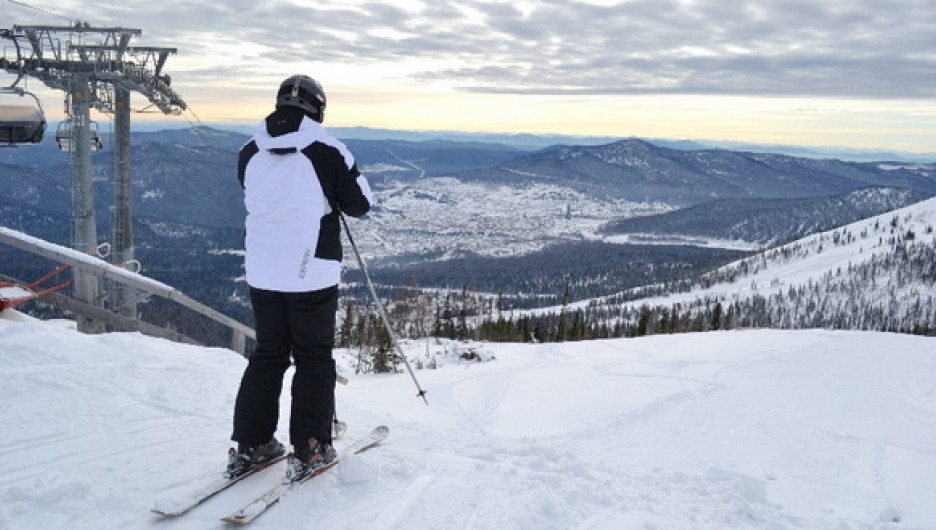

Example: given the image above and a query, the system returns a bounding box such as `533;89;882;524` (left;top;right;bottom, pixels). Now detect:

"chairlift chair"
55;120;72;150
0;90;46;145
56;119;104;152
1;32;45;145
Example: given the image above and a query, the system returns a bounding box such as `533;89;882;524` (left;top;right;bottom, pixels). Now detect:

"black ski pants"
232;285;338;449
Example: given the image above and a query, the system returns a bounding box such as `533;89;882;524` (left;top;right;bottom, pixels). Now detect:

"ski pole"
340;213;429;405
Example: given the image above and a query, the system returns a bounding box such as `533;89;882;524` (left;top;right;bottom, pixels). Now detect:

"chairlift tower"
1;23;186;332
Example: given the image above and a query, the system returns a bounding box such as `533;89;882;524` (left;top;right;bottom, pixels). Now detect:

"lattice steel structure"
1;23;187;332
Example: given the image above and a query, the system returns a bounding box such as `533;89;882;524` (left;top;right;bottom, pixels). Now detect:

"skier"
227;74;374;482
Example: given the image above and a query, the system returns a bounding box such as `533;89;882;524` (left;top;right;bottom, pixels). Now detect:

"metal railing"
0;225;253;355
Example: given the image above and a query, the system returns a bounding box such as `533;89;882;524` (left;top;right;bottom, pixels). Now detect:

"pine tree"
371;315;399;373
456;285;469;341
338;301;355;348
636;306;650;337
711;302;723;331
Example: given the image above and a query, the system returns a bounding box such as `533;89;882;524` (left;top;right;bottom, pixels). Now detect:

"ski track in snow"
1;311;936;529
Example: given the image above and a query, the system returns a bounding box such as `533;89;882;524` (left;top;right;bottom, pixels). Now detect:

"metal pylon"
2;22;186;332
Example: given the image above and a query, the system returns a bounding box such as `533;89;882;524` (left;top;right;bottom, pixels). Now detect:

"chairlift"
0;89;46;145
56;119;103;152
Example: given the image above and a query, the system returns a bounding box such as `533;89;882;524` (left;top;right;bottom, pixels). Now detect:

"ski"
152;420;349;518
151;453;287;518
221;425;389;526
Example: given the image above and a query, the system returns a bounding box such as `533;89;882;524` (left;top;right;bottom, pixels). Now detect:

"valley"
1;126;933;346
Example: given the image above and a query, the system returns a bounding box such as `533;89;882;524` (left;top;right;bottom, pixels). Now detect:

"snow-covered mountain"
3;128;934;342
340;138;934;265
4;130;933;261
547;196;936;336
600;187;931;248
1;310;935;529
455;139;936;206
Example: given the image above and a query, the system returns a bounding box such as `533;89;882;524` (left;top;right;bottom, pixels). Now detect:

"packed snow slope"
1;311;935;529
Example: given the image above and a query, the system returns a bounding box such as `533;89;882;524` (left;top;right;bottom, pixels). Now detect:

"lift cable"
4;0;79;25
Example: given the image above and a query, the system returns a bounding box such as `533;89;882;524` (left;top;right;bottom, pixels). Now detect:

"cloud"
6;0;935;99
403;0;936;99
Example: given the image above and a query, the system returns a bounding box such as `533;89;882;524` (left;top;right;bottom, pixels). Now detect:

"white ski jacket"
238;108;373;292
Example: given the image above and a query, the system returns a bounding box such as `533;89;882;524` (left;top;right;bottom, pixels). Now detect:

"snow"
2;311;935;529
0;285;33;301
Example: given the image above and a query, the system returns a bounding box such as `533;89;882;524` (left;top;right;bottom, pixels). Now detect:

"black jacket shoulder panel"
237;140;259;188
299;141;370;261
300;142;369;217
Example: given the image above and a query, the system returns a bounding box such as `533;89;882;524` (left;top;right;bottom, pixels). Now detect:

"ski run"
1;310;935;529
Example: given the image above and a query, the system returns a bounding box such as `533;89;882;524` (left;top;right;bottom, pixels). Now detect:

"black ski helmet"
276;75;326;122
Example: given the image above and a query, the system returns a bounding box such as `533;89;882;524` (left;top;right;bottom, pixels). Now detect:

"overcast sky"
5;0;935;152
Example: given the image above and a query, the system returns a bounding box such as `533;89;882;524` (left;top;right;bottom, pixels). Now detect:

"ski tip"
365;425;389;443
150;501;184;517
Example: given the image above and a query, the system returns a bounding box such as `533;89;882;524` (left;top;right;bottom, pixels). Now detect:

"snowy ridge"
599;187;931;249
506;196;936;334
2;311;935;528
630;196;936;307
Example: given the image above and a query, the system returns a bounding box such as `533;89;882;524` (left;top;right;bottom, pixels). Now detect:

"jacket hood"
253;107;325;151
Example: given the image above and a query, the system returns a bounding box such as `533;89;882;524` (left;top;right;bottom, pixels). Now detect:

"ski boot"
225;437;285;479
284;438;337;483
